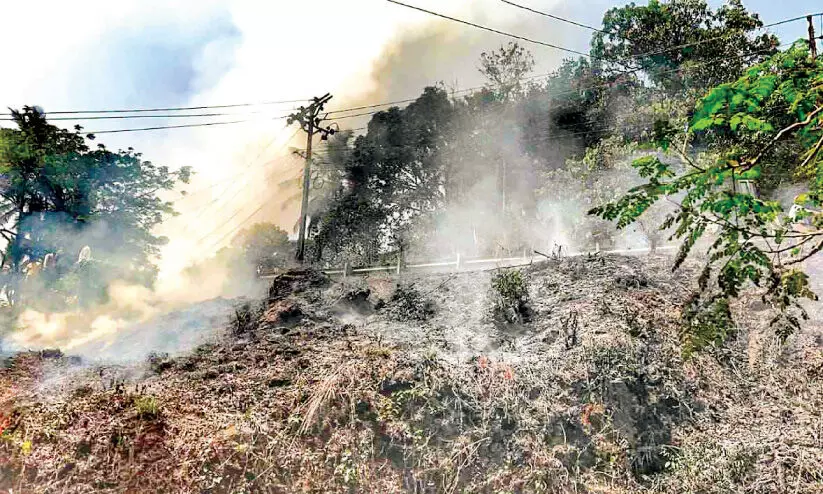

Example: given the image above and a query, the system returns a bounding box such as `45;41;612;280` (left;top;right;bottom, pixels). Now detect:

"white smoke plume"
0;0;613;357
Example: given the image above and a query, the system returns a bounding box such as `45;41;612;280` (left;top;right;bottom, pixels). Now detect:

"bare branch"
784;238;823;265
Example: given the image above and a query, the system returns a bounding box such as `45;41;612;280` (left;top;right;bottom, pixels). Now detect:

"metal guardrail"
258;245;677;279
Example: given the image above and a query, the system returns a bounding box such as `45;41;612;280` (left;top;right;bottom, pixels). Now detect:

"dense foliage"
306;0;823;351
0;107;190;309
591;0;777;93
232;222;289;269
592;41;823;349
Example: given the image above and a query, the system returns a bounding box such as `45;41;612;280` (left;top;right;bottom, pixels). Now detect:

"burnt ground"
1;254;822;493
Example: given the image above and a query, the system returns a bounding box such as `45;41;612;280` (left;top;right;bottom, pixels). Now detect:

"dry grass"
0;258;821;493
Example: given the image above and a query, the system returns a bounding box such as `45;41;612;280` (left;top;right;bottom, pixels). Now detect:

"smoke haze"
0;0;621;357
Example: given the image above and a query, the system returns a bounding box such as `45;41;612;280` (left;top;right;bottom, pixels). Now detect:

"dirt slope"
1;255;821;493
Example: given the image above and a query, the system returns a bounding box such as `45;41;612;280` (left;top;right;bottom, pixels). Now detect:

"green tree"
591;0;777;94
479;42;535;101
591;41;823;353
232;222;289;267
312;87;455;263
0;106;190;307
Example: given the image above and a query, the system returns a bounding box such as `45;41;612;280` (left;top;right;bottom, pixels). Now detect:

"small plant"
383;284;435;322
334;449;358;485
147;352;172;374
231;301;264;336
681;293;735;357
134;396;160;420
490;269;530;323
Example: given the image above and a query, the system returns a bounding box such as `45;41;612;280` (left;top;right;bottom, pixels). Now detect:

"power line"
499;0;819;34
85;116;290;134
193;160;293;253
199;203;267;255
328;41;790;123
85;119;252;134
15;98;310;116
585;14;822;68
1;110;296;122
323;12;812;119
388;0;820;72
384;0;590;58
71;42;787;135
183;128;298;224
175;126;294;206
766;14;823;28
498;0;603;32
185;130;301;250
2;13;809;136
4;8;813;125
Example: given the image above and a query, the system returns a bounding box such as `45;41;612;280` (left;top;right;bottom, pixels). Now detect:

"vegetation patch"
490;269;531;323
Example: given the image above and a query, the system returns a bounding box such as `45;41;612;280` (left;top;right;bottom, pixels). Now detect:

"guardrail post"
343;261;351;279
396;251;402;275
456;252;463;271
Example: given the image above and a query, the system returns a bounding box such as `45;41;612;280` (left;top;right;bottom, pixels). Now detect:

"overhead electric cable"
384;0;590;57
86;120;252;134
199;203;267;254
2;12;810;135
184;128;298;222
85;116;292;134
5;8;815;123
498;0;603;32
74;42;785;135
388;0;818;69
0;110;297;122
765;13;823;28
499;0;819;33
31;99;310;115
327;41;789;121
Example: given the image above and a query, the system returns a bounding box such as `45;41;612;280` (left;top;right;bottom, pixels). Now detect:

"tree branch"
798;131;823;171
784;238;823;266
677;134;705;172
743;105;823;170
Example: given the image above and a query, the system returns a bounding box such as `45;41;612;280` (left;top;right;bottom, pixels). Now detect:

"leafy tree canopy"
232;222;289;267
0;106;190;307
591;0;778;93
591;41;823;353
479;41;535;101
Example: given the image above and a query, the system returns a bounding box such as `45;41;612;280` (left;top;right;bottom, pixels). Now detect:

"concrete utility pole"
288;93;335;262
809;15;818;60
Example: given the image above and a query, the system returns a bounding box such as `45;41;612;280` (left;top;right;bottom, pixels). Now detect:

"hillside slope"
1;255;822;493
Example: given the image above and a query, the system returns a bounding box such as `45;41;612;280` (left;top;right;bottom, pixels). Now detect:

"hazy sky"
0;0;818;275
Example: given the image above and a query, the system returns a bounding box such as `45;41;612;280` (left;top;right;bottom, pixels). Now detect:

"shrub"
231;300;264;336
134;396;159;419
490;269;530;323
681;294;735;357
147;352;172;374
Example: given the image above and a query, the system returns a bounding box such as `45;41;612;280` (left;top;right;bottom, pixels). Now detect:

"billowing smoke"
1;0;618;359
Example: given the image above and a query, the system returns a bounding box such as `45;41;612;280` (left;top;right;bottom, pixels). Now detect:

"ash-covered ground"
343;254;698;363
1;254;821;493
